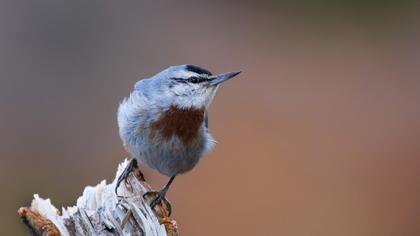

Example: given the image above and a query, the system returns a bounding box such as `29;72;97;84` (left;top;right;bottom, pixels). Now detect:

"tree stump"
18;159;179;236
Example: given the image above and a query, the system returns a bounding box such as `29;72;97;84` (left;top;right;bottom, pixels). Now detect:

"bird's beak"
209;71;241;86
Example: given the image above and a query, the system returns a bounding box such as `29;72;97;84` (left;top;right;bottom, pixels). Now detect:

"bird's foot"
143;190;172;217
115;158;138;196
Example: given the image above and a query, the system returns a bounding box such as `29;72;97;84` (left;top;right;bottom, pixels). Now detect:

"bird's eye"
189;77;201;83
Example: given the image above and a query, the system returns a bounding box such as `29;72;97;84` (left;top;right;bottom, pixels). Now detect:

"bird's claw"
143;190;172;217
115;158;138;196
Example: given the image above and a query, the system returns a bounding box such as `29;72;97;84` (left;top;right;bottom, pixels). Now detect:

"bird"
115;64;240;214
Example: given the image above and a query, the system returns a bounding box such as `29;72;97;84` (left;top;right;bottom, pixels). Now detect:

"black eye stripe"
170;77;188;83
170;77;206;84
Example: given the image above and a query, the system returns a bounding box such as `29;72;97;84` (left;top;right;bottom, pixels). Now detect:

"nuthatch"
115;65;240;213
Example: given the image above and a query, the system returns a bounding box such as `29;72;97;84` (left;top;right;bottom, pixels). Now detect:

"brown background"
1;1;420;235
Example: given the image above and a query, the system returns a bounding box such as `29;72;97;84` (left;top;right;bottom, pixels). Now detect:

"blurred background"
1;0;420;235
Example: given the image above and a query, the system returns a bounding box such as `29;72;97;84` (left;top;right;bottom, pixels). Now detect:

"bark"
18;159;179;236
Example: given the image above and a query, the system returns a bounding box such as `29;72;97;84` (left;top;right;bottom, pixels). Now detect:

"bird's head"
151;64;240;108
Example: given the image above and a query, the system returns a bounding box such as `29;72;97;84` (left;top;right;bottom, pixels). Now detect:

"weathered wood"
18;159;179;236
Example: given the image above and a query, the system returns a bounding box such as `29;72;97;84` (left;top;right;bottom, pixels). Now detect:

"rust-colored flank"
150;105;205;145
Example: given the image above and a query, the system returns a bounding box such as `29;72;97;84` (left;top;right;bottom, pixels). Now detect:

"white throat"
171;84;219;109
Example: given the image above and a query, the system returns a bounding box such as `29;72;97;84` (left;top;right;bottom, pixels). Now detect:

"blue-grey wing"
134;79;153;100
134;79;148;90
205;111;209;129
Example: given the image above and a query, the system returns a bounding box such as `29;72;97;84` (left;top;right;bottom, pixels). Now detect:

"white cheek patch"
171;84;217;108
171;83;190;96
